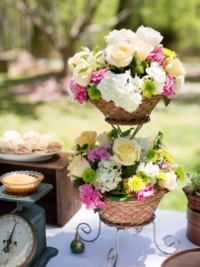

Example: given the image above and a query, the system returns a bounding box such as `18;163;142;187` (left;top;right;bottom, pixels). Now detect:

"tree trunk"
60;39;76;77
115;0;144;31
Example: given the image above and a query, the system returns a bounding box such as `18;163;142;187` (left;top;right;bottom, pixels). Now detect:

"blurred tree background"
0;0;200;211
1;0;200;75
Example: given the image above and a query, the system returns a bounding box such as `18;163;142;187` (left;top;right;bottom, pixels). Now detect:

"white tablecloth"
46;207;197;267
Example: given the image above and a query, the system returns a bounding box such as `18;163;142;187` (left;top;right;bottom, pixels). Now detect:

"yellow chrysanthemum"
128;175;145;192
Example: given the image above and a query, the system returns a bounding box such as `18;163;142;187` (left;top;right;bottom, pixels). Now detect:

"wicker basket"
89;94;163;125
99;189;167;229
182;187;200;212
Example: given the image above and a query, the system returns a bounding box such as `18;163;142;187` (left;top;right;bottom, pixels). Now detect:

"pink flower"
162;74;175;99
69;78;88;104
79;184;106;210
157;161;170;170
137;184;154;201
146;47;165;65
88;145;111;162
90;67;109;83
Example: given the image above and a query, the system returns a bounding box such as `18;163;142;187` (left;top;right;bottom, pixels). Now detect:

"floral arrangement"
68;127;184;211
67;26;186;113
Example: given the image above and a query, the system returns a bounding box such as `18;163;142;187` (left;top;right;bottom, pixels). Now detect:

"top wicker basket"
89;94;163;125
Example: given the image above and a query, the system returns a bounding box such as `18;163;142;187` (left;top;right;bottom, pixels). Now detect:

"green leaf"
122;127;135;137
72;178;85;187
80;54;89;61
93;46;99;55
163;97;171;106
78;67;89;73
88;84;101;99
106;192;130;202
122;164;139;178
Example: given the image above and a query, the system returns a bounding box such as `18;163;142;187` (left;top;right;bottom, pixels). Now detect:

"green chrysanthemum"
82;168;97;183
175;166;184;181
88;84;101;99
142;79;156;98
156;171;167;180
162;150;174;163
128;175;145;192
147;149;157;162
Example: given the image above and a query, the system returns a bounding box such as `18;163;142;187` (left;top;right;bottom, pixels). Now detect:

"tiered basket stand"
74;98;181;267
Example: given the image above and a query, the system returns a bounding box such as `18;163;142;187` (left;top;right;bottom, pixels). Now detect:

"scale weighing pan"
160;247;200;267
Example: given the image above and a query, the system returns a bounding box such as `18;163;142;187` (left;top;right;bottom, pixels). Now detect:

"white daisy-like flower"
137;162;160;184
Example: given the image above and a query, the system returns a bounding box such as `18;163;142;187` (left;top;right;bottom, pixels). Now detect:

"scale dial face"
0;214;37;267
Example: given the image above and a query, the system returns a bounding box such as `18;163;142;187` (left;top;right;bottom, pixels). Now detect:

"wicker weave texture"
183;187;200;211
99;189;167;228
89;95;163;125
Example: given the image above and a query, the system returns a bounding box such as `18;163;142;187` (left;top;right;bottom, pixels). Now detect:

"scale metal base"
0;183;58;267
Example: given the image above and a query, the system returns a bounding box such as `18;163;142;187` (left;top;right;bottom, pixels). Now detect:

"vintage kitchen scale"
0;175;58;267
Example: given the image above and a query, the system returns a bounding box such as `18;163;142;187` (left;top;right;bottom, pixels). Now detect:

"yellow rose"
105;41;134;67
74;131;97;151
68;154;90;177
112;137;141;166
165;58;186;77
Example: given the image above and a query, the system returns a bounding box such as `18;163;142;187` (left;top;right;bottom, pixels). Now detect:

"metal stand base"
76;214;181;267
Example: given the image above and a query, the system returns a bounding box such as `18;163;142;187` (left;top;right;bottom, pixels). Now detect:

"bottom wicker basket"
99;189;168;229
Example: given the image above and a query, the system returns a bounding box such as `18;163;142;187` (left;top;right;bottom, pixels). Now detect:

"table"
46;207;197;267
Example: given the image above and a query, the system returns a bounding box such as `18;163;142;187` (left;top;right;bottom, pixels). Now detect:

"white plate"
0;152;58;162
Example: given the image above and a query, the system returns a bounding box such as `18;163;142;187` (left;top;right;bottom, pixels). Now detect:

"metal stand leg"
74;213;181;267
152;221;181;254
76;215;101;242
107;228;120;267
107;227;143;267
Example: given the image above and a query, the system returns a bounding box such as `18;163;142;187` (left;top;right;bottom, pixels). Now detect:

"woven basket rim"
103;188;168;203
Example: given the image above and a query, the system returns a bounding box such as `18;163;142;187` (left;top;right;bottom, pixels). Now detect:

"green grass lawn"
0;81;200;212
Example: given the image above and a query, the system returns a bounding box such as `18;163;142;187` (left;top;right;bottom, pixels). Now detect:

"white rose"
105;42;134;67
106;29;137;45
112;137;141;166
136;25;163;48
73;62;92;87
159;172;178;191
68;51;89;72
68;154;90;177
165;58;186;77
97;132;112;146
132;40;154;61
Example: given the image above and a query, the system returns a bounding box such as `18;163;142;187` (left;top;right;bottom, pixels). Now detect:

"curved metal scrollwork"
152;221;181;254
76;217;101;242
107;228;119;267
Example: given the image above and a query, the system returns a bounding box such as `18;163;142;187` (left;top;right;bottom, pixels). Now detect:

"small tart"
4;174;36;184
1;173;40;195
